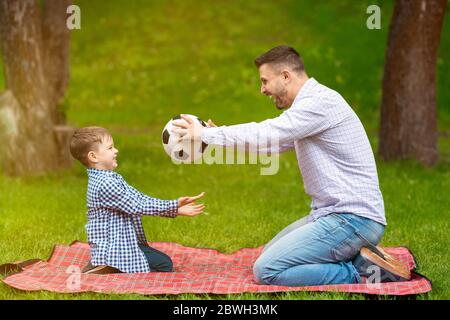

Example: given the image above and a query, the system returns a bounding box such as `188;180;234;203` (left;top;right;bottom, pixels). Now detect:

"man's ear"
87;151;97;164
281;70;291;83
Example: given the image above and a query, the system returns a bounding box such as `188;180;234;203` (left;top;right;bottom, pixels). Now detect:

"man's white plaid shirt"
86;168;178;273
202;77;386;225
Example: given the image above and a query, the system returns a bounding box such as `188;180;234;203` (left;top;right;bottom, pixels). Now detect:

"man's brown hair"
254;45;305;74
70;126;111;166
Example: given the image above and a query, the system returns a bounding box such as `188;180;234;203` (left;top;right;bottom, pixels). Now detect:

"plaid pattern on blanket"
0;241;432;296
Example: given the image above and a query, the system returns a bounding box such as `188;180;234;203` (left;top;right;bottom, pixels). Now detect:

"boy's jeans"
253;213;385;286
84;244;173;273
139;244;173;272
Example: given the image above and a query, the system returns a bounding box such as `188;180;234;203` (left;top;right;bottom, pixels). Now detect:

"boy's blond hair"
70;126;112;167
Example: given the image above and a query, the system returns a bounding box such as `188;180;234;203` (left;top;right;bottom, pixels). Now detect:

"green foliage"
0;0;449;299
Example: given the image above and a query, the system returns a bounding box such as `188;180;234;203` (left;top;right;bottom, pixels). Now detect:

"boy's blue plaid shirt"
86;168;178;273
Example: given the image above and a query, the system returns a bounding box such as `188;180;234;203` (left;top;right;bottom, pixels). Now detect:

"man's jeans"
253;213;385;286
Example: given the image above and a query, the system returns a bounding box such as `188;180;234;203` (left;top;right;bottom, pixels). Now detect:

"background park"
0;0;449;299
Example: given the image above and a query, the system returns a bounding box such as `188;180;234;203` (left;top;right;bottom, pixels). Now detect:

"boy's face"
88;136;119;170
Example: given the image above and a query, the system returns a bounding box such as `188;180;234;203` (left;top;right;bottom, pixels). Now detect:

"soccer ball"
161;114;208;163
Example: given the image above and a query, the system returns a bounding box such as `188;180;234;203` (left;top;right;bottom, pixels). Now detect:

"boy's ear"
87;151;97;164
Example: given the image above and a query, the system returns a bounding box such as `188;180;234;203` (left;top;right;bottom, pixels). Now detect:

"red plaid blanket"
0;241;431;296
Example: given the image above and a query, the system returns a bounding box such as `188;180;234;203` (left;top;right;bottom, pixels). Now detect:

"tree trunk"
379;0;447;166
0;0;74;176
42;0;71;123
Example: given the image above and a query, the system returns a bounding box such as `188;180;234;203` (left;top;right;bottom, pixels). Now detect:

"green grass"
0;0;449;300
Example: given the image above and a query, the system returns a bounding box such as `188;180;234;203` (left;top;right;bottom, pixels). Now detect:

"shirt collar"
291;77;318;106
87;167;116;177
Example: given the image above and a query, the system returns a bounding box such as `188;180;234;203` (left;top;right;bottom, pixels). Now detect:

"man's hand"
177;192;206;217
207;119;217;127
172;114;204;140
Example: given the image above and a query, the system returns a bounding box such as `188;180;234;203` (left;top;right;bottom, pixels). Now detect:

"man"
173;45;410;286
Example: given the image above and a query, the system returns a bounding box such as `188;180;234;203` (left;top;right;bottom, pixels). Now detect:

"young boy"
69;126;205;274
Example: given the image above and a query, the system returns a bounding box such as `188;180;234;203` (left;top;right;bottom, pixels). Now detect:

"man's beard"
273;88;289;110
275;98;286;110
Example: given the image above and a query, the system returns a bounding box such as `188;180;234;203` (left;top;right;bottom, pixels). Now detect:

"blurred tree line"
0;0;447;176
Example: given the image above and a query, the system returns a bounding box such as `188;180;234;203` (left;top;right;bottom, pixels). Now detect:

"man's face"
259;64;290;110
91;136;118;170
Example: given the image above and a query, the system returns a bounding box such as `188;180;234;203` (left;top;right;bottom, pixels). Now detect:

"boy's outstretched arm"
99;179;177;217
99;180;205;218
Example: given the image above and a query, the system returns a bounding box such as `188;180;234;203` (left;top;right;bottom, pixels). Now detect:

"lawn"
0;0;449;300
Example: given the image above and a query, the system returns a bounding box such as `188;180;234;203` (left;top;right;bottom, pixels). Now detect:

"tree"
0;0;73;176
379;0;447;166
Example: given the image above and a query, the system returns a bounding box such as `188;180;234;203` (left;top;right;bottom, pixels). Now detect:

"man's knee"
253;258;277;285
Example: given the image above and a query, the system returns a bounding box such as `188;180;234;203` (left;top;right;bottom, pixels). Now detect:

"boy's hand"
177;192;206;217
178;192;205;207
177;203;205;217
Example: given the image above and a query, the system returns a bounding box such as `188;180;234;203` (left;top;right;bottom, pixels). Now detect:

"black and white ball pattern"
162;114;208;163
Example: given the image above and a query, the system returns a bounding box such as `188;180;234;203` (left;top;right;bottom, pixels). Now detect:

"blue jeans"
139;244;173;272
253;213;385;286
84;244;173;273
